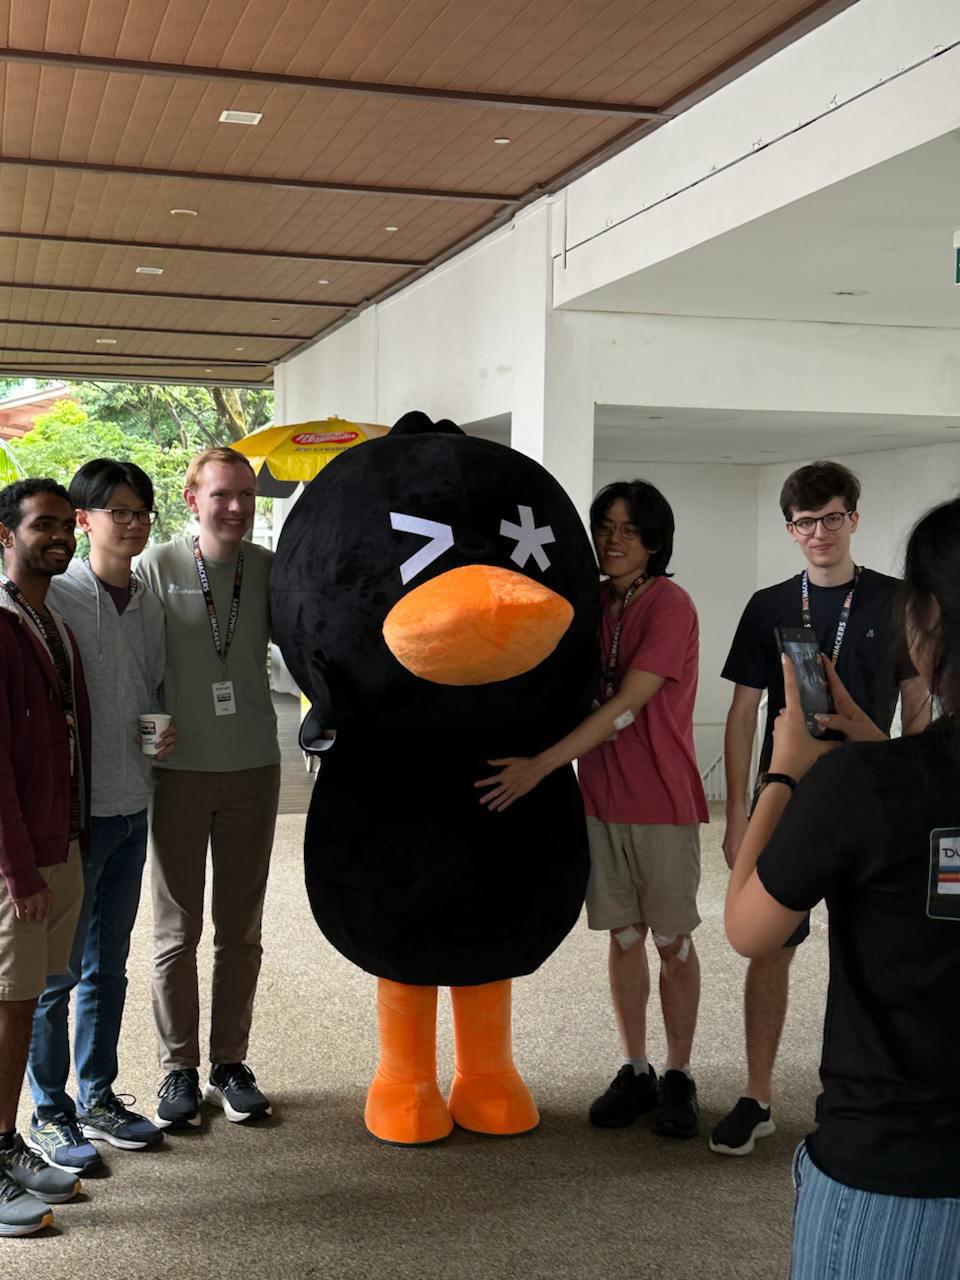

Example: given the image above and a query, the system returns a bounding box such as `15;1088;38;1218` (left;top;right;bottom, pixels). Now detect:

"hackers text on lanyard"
193;536;244;668
602;573;650;700
801;566;860;666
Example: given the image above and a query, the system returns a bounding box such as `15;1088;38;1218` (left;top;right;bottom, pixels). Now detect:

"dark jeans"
28;811;148;1119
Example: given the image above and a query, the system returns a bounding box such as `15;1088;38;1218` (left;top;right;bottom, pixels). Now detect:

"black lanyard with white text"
192;536;244;671
0;575;77;772
801;566;860;666
602;573;650;700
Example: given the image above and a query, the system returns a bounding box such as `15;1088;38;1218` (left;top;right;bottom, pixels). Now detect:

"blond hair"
184;447;255;491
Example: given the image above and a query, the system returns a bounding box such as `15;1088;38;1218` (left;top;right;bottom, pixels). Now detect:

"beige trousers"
150;765;281;1072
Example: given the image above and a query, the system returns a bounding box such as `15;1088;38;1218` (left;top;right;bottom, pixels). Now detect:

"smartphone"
774;627;838;739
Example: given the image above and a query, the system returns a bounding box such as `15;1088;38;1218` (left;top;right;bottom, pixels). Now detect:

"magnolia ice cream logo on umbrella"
292;431;360;446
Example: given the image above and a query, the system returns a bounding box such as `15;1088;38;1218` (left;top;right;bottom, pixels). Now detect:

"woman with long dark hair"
725;497;960;1278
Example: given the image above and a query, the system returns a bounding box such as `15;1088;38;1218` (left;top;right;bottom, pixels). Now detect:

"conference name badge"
927;828;960;922
212;680;237;717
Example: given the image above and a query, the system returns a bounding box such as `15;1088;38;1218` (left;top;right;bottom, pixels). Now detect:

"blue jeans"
28;811;148;1120
791;1141;960;1279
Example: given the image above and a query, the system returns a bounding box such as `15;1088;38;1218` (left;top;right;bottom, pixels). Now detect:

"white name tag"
212;680;237;716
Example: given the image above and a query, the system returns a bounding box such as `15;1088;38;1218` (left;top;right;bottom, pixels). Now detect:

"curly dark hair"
0;478;71;532
779;461;860;521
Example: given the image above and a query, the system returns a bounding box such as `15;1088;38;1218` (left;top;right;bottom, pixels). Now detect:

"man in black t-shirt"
709;461;929;1158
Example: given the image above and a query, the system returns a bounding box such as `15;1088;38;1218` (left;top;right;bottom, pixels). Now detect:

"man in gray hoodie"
26;460;173;1175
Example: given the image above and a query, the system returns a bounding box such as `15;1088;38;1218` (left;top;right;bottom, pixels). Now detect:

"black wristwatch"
760;771;798;793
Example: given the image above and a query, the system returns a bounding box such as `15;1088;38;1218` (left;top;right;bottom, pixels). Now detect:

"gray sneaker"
0;1134;79;1204
0;1170;54;1237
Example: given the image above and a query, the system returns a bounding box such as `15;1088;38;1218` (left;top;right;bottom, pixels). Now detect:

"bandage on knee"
652;932;690;962
613;925;643;952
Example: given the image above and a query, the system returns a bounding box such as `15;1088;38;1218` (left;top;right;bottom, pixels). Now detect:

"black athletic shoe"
154;1069;202;1130
588;1065;659;1128
651;1069;700;1138
709;1097;775;1156
203;1063;273;1123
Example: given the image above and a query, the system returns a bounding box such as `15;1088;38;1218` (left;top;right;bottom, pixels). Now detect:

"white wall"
593;458;759;769
557;0;960;305
756;440;960;589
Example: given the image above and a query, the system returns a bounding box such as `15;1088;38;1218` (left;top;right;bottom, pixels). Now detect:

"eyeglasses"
595;521;642;542
788;510;853;537
88;508;158;526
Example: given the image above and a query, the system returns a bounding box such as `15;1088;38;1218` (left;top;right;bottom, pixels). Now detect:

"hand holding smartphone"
774;627;841;740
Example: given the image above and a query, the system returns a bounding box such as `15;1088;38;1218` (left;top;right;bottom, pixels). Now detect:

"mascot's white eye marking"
500;505;555;572
390;512;455;585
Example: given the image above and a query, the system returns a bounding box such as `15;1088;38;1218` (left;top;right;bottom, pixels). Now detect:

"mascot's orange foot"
447;1069;540;1137
364;1070;454;1146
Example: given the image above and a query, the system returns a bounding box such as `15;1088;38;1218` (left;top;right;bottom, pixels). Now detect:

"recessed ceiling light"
96;338;118;344
831;289;869;296
384;225;399;232
170;208;198;216
493;137;511;145
135;265;164;275
219;109;263;125
317;279;330;285
269;317;282;322
235;346;245;352
205;367;213;372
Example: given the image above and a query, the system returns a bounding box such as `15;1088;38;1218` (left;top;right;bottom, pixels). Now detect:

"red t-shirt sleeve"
623;587;695;684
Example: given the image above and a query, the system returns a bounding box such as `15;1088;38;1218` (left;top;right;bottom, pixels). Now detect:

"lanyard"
801;566;860;666
602;573;650;700
1;575;77;772
192;537;244;667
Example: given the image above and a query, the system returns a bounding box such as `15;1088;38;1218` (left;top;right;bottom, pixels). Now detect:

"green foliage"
9;399;195;542
5;380;275;544
0;439;22;486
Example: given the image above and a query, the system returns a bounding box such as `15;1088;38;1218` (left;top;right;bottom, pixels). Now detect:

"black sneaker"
709;1097;775;1156
0;1135;79;1204
203;1063;273;1123
588;1065;659;1128
154;1069;202;1130
80;1094;163;1150
651;1069;700;1138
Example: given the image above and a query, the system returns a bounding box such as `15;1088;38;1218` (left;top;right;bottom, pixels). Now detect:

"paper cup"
139;712;172;755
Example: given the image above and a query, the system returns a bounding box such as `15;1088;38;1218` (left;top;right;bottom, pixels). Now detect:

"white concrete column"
509;202;596;526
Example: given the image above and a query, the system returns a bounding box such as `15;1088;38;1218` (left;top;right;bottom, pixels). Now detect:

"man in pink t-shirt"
479;480;707;1139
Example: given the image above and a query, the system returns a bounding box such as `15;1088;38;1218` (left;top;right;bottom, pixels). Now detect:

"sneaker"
0;1135;79;1204
651;1069;700;1139
203;1063;273;1123
709;1097;776;1156
0;1172;54;1237
80;1094;163;1150
27;1115;102;1174
154;1069;203;1130
588;1064;659;1128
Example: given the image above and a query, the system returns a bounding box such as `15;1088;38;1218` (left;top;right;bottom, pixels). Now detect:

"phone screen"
779;635;833;716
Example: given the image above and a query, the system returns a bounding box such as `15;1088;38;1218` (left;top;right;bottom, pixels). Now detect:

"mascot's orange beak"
382;564;573;686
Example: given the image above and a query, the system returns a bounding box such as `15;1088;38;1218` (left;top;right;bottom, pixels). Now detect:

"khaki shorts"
0;841;84;1001
585;818;701;936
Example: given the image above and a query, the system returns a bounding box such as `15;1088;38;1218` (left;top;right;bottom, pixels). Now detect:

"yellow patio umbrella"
233;416;390;496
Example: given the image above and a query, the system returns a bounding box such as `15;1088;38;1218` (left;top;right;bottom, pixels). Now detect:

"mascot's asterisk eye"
389;512;455;585
500;505;555;572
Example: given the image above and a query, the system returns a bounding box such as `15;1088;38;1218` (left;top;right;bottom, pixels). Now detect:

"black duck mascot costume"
272;411;598;1145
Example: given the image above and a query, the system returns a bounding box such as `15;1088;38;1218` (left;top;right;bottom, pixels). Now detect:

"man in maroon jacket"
0;478;92;1236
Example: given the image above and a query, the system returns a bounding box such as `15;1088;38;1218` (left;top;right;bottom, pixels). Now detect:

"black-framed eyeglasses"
788;510;852;536
595;520;642;542
88;508;158;526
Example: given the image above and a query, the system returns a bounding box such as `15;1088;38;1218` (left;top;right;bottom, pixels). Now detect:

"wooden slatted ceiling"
0;0;852;387
1;0;840;106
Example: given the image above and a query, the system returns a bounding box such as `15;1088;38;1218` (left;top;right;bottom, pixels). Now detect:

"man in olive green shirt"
137;448;280;1130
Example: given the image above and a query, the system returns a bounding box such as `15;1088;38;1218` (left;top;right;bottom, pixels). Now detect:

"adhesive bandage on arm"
612;709;635;732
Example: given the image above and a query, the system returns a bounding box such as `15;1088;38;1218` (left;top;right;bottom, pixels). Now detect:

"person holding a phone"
712;460;929;1157
725;497;960;1277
